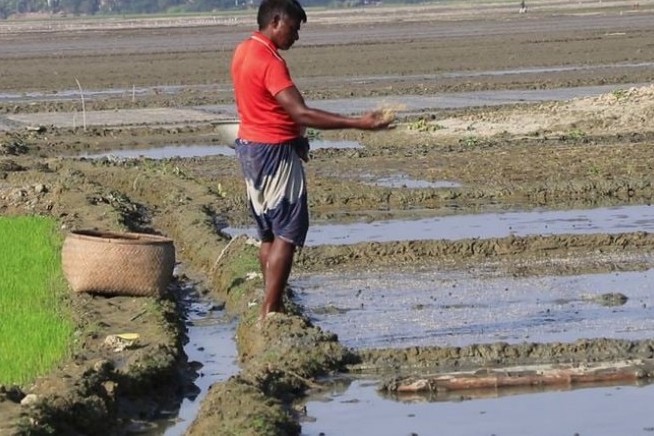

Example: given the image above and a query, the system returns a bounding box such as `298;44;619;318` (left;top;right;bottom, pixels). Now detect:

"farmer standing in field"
231;0;391;321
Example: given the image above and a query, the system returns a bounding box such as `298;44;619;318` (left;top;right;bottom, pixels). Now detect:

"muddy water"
294;267;654;349
308;84;645;113
361;174;461;189
301;378;654;436
78;144;236;160
225;204;654;246
159;290;238;435
76;140;361;160
189;83;647;119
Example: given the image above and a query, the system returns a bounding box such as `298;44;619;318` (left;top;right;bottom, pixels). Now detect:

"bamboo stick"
393;361;650;393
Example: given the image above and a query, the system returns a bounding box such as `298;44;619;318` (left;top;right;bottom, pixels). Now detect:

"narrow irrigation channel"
143;278;239;435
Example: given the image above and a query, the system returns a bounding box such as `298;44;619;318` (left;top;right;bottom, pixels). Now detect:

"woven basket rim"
68;229;173;245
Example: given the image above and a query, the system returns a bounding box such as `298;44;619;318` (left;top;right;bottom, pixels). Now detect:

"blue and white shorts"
234;137;310;247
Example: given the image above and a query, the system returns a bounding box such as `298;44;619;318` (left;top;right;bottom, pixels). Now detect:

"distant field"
1;0;652;103
0;0;649;33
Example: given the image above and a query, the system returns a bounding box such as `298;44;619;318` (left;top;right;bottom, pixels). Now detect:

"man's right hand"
277;86;395;131
361;111;394;130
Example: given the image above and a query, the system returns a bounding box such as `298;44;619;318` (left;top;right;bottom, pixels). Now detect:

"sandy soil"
1;1;654;434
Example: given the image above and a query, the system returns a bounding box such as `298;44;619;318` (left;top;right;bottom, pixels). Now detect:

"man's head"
257;0;307;50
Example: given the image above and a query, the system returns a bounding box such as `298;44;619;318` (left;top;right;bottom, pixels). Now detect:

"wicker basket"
61;230;175;297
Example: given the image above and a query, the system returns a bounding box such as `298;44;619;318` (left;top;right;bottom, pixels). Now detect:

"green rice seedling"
461;135;480;148
566;128;587;141
0;216;74;386
611;88;629;101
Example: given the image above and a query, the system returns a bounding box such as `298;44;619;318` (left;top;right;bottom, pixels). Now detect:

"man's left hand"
294;137;310;162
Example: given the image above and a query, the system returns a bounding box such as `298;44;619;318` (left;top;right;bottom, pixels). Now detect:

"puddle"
301;378;654;436
294;267;654;349
148;284;239;435
224;204;654;246
78;144;236;160
362;173;462;189
76;140;360;160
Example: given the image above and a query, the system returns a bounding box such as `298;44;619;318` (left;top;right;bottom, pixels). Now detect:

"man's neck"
256;29;276;47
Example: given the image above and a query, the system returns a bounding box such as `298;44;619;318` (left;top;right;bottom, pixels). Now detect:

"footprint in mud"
312;304;354;315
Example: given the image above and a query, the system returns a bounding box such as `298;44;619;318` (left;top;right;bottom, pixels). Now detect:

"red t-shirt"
231;32;302;144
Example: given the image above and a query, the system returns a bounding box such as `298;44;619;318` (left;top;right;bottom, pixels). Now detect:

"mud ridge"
353;339;654;374
296;232;654;272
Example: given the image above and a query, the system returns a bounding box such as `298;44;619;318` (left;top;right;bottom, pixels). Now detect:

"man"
231;0;391;321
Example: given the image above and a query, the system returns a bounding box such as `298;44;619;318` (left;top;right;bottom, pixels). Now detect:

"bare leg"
260;237;296;318
259;241;272;285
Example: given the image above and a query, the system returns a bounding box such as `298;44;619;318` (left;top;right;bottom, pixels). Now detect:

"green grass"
0;216;74;386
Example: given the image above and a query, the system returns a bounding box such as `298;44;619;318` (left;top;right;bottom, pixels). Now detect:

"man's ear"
271;13;282;28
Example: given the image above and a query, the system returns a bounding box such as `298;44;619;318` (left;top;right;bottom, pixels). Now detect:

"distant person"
231;0;391;321
519;0;527;13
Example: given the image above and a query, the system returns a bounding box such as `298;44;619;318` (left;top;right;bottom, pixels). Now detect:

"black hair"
257;0;307;30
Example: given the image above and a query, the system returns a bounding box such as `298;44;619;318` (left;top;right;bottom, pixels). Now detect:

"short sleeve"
264;58;296;97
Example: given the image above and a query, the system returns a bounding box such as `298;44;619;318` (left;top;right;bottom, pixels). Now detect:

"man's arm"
275;86;391;130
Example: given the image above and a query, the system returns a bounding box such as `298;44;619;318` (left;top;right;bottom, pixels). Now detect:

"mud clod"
582;292;629;307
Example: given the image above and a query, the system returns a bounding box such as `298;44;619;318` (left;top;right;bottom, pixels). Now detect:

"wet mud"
2;1;654;434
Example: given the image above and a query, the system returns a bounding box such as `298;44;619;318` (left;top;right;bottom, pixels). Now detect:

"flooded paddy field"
2;1;654;434
295;267;654;349
226;204;654;245
301;378;654;436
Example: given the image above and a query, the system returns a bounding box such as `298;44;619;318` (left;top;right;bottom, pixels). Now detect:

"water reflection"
301;378;654;436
